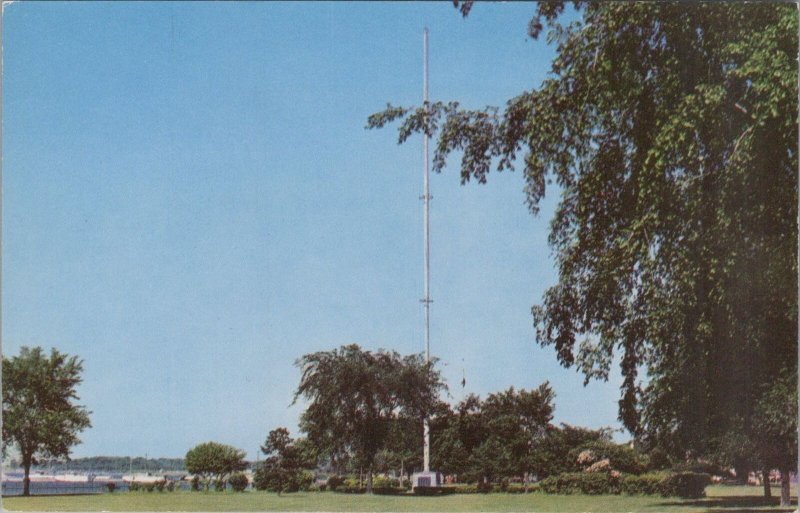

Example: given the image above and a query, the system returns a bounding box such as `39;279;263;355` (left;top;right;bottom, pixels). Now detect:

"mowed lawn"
3;485;796;512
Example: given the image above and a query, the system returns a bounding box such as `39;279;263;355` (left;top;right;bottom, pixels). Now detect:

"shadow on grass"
659;494;796;512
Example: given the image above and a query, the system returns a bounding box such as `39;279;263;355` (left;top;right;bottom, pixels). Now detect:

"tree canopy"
368;2;797;502
294;344;445;492
253;427;316;495
2;346;92;496
184;441;246;491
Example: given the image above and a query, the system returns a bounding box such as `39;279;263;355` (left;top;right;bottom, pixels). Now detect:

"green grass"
3;484;797;512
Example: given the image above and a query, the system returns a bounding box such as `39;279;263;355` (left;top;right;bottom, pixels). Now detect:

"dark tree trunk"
779;468;791;507
22;459;31;497
762;468;771;498
366;466;373;494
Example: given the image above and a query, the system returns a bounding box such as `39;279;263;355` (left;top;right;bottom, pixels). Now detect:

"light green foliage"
2;346;92;496
184;442;246;491
368;2;798;484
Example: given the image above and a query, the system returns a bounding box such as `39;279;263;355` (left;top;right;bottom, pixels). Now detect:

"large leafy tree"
369;2;797;501
185;441;247;491
295;344;444;493
2;346;92;496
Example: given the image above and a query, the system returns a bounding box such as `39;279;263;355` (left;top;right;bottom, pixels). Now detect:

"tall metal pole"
422;26;432;474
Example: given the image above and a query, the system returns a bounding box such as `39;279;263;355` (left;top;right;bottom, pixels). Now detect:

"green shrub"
505;483;530;493
659;472;710;498
373;486;404;495
476;481;493;493
538;472;621;495
372;476;399;488
413;485;457;496
326;475;345;491
444;484;481;494
621;473;664;495
229;472;249;492
337;485;366;493
191;475;201;491
343;477;361;488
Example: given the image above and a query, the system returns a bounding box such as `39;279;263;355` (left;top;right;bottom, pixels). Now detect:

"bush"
659;472;710;499
106;482;116;493
343;477;361;488
326;475;345;491
538;472;621;495
413;485;457;496
373;486;404;495
621;473;665;495
214;477;226;492
337;485;366;493
166;480;176;492
372;476;399;488
476;481;494;493
191;475;201;491
228;472;248;492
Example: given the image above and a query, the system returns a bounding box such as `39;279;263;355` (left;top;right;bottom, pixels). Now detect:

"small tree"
185;442;246;491
253;428;314;495
2;347;92;496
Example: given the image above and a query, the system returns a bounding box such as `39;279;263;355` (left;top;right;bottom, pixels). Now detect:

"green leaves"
294;344;445;477
369;2;798;471
2;347;91;464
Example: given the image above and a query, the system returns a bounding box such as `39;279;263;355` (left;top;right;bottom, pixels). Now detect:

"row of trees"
369;1;797;506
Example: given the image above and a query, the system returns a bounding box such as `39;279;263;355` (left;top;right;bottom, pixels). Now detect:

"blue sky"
3;2;624;460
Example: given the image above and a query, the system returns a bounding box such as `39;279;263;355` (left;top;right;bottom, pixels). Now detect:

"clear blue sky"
3;2;624;460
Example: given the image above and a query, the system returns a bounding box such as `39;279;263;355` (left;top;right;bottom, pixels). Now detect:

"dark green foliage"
537;472;622;495
369;2;798;485
413;485;457;496
228;472;249;492
2;347;92;496
253;427;315;494
213;478;226;492
326;475;345;491
190;475;201;491
295;345;445;493
659;472;710;499
620;473;665;495
531;424;613;478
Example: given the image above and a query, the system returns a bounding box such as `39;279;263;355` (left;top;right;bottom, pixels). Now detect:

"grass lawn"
3;484;797;512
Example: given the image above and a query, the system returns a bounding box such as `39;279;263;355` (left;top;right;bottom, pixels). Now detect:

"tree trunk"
22;458;31;497
366;466;373;494
779;468;791;507
762;468;771;498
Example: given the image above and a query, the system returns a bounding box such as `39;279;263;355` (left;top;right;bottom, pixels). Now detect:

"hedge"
659;472;710;499
537;471;709;498
538;472;622;495
621;473;665;495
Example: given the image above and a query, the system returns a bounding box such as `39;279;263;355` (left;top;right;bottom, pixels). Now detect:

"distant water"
1;480;191;496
